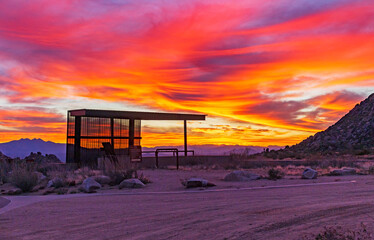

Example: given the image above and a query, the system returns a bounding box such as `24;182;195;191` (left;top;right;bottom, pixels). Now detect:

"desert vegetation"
3;148;374;196
0;156;152;195
302;223;372;240
9;162;38;192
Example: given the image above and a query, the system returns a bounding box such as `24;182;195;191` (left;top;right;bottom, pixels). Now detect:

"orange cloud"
0;0;373;146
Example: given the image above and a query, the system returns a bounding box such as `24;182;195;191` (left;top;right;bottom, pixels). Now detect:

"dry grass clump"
302;223;371;240
105;169;138;186
267;168;284;180
0;161;12;184
10;162;38;192
367;166;374;175
138;172;152;184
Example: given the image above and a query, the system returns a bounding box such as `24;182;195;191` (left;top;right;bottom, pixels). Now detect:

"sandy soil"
0;196;10;209
1;170;374;240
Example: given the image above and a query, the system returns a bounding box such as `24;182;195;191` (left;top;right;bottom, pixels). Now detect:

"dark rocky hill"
0;151;11;162
289;93;374;155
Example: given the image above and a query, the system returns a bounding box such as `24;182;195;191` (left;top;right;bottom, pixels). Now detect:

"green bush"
10;162;38;192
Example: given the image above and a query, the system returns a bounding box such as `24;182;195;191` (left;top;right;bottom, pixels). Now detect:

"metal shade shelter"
66;109;206;166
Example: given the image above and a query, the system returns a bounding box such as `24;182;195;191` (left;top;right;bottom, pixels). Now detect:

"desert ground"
1;169;374;240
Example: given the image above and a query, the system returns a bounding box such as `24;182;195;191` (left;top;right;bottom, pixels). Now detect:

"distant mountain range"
6;93;372;162
0;138;66;161
0;138;282;162
142;144;282;157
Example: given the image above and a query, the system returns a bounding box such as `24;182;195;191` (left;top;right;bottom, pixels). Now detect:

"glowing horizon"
1;0;374;147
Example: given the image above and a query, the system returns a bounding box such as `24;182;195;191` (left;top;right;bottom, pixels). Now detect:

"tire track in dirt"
255;204;374;233
0;197;10;209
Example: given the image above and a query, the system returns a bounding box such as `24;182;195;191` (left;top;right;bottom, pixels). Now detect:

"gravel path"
1;177;373;240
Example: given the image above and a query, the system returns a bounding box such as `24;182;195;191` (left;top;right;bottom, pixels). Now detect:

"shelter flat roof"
68;109;206;121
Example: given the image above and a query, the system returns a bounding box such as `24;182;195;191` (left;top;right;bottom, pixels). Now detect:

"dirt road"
0;196;10;209
1;175;374;239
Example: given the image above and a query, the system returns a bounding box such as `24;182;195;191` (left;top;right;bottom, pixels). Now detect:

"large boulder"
79;177;101;193
182;178;216;188
224;170;261;182
94;175;111;185
330;167;357;176
302;168;318;179
119;179;145;189
47;177;64;188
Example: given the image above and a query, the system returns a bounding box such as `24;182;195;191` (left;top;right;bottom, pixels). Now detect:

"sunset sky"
0;0;373;147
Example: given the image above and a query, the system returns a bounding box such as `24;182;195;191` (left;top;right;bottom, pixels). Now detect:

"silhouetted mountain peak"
290;93;374;154
0;138;66;161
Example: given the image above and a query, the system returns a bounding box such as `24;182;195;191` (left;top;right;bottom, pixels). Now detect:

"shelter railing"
142;148;195;170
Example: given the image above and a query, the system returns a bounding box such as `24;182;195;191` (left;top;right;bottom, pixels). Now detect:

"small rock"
42;187;55;195
79;177;101;193
119;179;145;189
302;168;318;179
6;188;22;195
94;175;111;185
182;178;216;188
47;177;64;188
330;168;357;176
224;170;261;182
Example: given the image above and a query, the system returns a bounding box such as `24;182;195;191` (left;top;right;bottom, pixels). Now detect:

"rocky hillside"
0;151;11;162
289;93;374;155
24;152;61;163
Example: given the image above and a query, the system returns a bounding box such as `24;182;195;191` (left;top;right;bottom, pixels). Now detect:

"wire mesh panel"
66;112;132;166
134;119;141;138
114;139;129;155
67;112;75;137
134;119;141;146
80;138;111;167
114;119;129;137
81;117;111;137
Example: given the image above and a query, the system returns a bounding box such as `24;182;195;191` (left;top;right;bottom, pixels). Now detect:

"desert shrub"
354;148;371;156
264;150;278;159
240;160;268;169
10;162;38;192
184;156;199;166
56;188;68;195
268;168;284;180
0;161;12;184
222;162;239;170
106;171;124;186
302;223;371;240
138;172;152;184
124;169;136;179
35;162;68;176
105;169;136;186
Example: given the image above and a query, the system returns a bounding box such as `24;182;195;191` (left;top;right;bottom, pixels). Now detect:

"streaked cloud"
0;0;373;146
